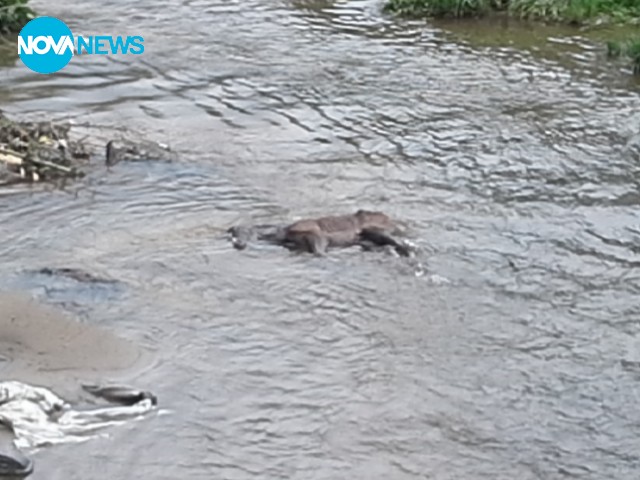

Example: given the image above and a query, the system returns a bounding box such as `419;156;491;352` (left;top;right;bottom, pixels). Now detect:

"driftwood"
0;112;178;186
105;138;177;166
0;113;88;184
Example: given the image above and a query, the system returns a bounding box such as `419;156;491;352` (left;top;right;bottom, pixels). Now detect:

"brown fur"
283;210;397;254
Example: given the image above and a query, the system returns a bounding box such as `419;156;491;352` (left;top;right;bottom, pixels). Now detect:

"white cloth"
0;381;154;449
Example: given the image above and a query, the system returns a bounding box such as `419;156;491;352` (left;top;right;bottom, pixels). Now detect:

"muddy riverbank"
0;292;150;397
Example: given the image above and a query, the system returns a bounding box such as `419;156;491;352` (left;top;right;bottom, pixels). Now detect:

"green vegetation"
607;37;640;73
0;0;34;35
384;0;491;18
385;0;640;74
385;0;640;24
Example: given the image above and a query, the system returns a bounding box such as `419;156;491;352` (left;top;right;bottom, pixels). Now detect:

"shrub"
0;0;35;35
384;0;497;18
385;0;640;22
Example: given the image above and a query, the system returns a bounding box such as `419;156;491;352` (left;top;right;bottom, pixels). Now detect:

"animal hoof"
232;239;247;250
396;240;418;258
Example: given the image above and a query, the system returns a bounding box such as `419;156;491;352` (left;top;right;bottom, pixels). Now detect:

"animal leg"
305;233;329;255
359;228;412;257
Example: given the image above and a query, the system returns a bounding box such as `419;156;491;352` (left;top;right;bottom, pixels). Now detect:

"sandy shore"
0;292;145;396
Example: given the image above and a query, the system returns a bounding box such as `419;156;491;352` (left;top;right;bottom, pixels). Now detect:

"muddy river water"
1;1;640;479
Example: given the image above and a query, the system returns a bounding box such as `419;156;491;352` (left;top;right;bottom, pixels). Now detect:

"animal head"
354;209;393;228
227;226;250;250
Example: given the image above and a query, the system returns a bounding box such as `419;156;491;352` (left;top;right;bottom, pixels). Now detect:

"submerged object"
82;384;158;406
0;442;33;478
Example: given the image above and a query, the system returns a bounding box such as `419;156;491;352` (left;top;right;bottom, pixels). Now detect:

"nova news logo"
18;16;144;74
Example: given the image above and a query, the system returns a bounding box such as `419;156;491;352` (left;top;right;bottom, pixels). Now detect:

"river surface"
2;1;640;479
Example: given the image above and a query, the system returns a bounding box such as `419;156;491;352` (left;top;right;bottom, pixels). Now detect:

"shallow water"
2;1;640;479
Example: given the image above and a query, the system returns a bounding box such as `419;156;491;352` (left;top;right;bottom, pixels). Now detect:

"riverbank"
0;0;34;35
0;292;144;387
385;0;640;74
607;37;640;74
384;0;640;24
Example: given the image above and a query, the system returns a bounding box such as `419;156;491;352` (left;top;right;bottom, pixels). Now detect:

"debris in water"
0;112;88;185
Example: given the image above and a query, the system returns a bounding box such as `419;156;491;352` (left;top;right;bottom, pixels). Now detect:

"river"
1;1;640;479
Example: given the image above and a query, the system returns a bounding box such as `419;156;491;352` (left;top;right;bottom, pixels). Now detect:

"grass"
0;0;34;35
607;37;640;73
385;0;640;23
383;0;487;17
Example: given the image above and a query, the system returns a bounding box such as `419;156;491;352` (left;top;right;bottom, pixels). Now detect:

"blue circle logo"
18;17;74;74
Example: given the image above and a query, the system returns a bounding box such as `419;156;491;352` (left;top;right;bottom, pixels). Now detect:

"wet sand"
0;292;145;396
